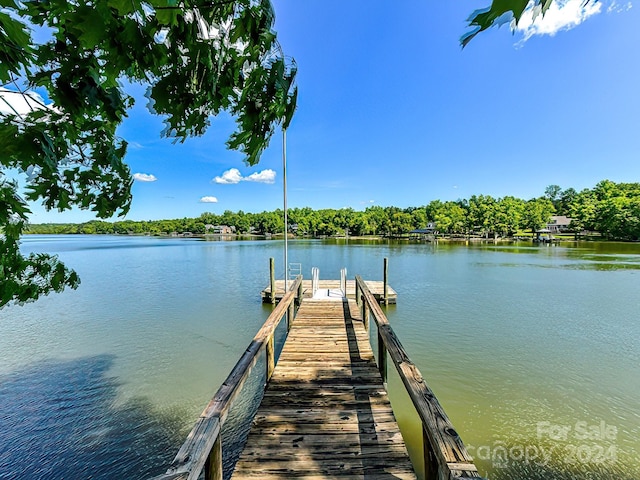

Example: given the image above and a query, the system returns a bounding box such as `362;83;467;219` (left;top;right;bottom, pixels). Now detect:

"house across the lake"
410;222;436;237
205;225;234;234
547;216;573;233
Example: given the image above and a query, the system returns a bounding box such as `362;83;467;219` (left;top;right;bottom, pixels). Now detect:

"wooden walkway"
230;299;416;479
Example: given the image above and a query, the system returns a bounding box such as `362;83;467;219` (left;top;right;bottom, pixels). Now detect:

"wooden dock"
153;275;483;480
230;299;415;479
261;280;397;304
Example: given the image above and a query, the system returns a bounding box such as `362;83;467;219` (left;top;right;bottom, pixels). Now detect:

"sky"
19;0;640;223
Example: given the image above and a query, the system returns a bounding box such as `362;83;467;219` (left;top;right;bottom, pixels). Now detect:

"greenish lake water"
1;235;639;479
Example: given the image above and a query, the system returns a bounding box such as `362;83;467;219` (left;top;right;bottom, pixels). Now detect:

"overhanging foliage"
461;0;593;47
1;0;296;307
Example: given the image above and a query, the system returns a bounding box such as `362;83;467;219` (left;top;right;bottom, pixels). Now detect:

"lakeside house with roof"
547;215;573;233
205;225;235;234
410;222;436;239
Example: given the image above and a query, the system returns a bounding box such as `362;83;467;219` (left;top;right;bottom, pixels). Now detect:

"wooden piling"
383;257;389;306
266;335;275;380
363;300;370;332
204;435;222;480
269;257;276;304
378;330;388;385
287;302;295;333
296;278;303;306
423;425;437;480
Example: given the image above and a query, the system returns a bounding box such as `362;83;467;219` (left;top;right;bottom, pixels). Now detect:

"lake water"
1;235;639;479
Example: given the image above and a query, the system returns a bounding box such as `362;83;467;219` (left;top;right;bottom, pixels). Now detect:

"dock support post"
270;257;276;304
378;330;387;385
363;301;370;332
356;280;369;331
266;335;275;381
204;435;222;480
383;257;389;306
423;425;438;480
287;301;295;333
296;278;303;306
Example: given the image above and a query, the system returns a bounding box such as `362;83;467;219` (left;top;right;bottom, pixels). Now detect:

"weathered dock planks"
230;299;416;480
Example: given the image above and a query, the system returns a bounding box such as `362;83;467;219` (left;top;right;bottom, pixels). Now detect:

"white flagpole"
283;128;289;292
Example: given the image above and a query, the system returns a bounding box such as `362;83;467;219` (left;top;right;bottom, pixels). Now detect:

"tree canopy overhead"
1;0;297;306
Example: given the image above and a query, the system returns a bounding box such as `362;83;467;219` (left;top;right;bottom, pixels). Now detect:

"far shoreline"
23;232;624;243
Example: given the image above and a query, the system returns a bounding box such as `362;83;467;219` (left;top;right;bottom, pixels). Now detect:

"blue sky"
25;0;640;223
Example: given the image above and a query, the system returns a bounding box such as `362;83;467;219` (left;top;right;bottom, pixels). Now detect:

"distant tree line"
26;180;640;241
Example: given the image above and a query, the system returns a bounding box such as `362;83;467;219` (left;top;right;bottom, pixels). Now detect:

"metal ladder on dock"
310;267;348;300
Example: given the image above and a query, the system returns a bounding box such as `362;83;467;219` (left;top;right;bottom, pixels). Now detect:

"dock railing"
152;276;303;480
354;275;484;480
311;266;319;296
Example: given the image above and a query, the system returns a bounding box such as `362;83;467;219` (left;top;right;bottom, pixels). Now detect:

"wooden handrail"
151;276;303;480
355;275;484;480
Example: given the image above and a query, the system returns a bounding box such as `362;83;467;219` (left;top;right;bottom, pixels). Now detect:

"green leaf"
69;6;109;49
541;0;554;15
155;8;179;27
107;0;135;15
0;12;34;82
462;0;530;48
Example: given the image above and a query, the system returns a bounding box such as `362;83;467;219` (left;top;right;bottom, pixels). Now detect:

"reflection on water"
0;355;185;479
1;236;639;479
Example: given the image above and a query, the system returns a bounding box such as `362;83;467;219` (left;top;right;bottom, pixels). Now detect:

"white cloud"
607;1;633;13
213;168;243;184
199;196;219;203
515;0;603;43
0;88;55;118
212;168;276;184
245;169;276;184
133;173;157;182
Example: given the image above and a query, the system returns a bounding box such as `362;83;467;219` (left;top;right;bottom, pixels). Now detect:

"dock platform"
230;299;416;479
261;280;397;304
